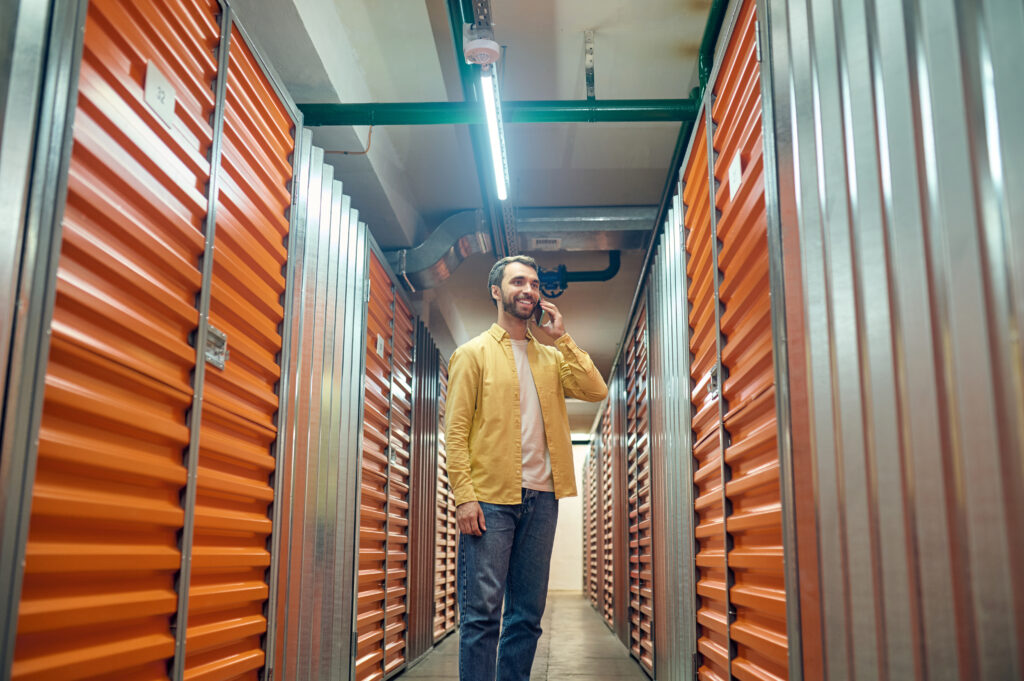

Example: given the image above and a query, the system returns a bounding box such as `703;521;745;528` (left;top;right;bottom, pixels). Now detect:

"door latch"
205;324;228;369
706;366;719;400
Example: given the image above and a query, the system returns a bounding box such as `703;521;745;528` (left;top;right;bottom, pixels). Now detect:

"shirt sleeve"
444;346;479;506
554;333;609;402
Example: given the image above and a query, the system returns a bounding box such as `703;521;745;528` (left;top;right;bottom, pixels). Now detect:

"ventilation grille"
530;237;562;250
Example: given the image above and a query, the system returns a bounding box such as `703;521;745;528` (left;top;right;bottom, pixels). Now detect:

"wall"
548;443;589;592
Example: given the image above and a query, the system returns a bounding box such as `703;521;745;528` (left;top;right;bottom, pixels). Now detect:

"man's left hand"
535;300;566;338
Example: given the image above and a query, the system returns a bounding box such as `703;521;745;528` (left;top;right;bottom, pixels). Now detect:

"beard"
502;289;538;320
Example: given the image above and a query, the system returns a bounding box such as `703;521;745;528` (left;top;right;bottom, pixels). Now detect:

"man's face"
494;262;540;320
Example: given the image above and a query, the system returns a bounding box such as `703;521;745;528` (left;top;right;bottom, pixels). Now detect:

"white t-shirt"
510;339;554;492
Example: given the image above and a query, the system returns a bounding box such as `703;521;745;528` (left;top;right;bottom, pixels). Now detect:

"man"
445;255;608;681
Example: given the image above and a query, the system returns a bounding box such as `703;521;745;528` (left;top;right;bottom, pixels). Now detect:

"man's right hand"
457;501;486;536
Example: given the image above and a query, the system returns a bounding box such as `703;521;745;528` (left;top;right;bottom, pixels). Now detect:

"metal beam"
299;99;699;127
296;98;696;126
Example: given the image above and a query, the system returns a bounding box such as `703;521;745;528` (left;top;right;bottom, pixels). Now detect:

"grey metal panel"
294;147;328;681
0;0;48;403
613;366;631;649
276;142;369;681
651;240;667;679
329;190;356;681
348;216;370;681
315;175;345;674
970;0;1024;660
0;0;87;674
408;320;440;663
754;1;802;678
913;3;1018;676
276;127;314;681
776;0;847;676
764;0;1024;677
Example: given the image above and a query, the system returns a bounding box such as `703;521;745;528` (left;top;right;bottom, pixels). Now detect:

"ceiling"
231;0;710;433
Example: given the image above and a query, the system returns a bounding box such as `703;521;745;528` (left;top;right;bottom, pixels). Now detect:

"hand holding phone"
533;300;566;338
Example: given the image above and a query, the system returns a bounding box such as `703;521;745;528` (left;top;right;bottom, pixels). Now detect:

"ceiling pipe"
538;251;621;299
298;99;700;127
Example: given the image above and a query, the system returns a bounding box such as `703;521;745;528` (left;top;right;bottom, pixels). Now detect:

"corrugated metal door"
11;1;220;678
185;23;295;681
684;112;732;681
583;451;598;609
711;3;787;679
433;358;457;642
625;303;653;674
385;296;414;675
358;251;394;681
600;404;615;629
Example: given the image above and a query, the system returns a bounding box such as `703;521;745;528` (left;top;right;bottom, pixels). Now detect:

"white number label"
728;153;743;201
144;61;176;127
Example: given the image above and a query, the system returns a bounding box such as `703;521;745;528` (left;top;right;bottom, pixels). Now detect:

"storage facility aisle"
395;593;649;681
2;0;1021;680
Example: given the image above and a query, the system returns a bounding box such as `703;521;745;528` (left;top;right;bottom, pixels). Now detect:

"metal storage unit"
625;302;653;674
186;21;297;681
684;112;732;681
385;295;414;675
760;0;1024;677
709;3;788;678
583;448;600;610
357;250;397;681
433;358;457;642
0;1;302;679
356;247;421;681
271;130;370;681
599;403;616;630
593;2;799;678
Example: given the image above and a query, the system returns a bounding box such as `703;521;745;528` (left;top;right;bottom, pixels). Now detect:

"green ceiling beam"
298;99;700;127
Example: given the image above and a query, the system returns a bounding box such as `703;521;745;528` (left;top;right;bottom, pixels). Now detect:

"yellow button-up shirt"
445;323;608;506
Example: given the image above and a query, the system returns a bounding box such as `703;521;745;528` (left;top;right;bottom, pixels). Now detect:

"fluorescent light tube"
481;71;509;201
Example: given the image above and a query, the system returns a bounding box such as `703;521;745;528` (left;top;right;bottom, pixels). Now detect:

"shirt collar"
488;323;535;343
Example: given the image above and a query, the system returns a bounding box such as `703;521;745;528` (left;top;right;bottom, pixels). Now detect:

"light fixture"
480;66;510;201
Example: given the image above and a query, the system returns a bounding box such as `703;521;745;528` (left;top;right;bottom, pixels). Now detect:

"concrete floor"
395;592;650;680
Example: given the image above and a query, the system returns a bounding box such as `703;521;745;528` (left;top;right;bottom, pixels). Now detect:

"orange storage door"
185;23;295;681
11;1;219;678
712;2;788;679
433;359;457;642
600;403;616;629
357;251;394;681
625;303;653;674
385;296;414;675
684;112;732;681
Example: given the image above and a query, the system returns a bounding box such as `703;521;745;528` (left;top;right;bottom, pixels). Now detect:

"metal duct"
387;206;655;291
515;206;655;252
386;210;492;291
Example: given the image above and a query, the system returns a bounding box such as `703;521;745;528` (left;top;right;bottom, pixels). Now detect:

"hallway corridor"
395;592;650;680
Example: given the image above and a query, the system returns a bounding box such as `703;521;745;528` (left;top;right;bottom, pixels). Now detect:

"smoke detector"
464;37;501;65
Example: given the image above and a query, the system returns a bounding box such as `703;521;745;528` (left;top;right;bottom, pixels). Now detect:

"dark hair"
487;255;539;306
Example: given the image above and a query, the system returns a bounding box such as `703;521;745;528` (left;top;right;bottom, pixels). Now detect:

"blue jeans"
458;489;559;681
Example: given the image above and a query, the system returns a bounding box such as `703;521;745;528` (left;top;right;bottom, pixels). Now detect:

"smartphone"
533;304;544;326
